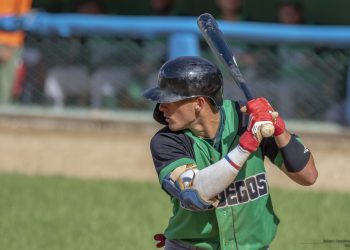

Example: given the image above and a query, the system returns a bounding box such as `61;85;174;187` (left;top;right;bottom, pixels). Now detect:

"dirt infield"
0;120;349;192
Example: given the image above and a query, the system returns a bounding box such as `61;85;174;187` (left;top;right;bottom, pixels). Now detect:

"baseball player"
143;56;318;250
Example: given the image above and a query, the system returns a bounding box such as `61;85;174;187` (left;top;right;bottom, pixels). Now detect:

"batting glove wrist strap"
239;131;260;153
274;116;286;136
281;135;311;172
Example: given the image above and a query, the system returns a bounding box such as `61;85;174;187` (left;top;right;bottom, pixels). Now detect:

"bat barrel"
197;13;254;101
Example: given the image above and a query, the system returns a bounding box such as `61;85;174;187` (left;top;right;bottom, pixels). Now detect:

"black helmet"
143;56;223;124
144;56;223;106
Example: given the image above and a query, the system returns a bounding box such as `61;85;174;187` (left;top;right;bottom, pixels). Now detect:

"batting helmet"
143;56;223;106
143;56;223;124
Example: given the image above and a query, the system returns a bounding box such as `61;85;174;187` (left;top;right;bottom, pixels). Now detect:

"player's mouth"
163;113;170;121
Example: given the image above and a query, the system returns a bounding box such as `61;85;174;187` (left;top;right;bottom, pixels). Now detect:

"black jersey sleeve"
150;127;195;176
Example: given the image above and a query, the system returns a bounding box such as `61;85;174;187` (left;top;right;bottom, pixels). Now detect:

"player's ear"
195;97;205;111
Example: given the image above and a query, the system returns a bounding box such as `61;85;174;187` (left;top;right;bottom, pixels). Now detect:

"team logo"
217;172;269;207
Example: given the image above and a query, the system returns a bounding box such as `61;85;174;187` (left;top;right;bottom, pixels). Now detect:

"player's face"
159;98;198;131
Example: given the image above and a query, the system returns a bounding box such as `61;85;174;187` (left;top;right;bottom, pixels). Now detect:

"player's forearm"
274;130;291;147
275;131;318;185
192;128;263;201
282;154;318;185
192;145;250;201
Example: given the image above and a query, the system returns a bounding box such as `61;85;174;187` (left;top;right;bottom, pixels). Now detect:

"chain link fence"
19;34;167;110
17;33;349;123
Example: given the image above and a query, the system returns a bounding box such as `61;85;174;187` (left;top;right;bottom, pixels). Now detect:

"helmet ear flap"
153;103;168;125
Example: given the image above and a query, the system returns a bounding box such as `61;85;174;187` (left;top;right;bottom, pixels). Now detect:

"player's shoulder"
222;99;246;133
152;126;178;139
222;99;241;113
151;127;193;148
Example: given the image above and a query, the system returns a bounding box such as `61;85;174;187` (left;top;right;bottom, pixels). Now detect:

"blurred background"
0;0;350;250
0;0;349;122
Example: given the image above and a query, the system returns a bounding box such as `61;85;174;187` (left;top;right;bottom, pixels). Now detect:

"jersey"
150;100;284;250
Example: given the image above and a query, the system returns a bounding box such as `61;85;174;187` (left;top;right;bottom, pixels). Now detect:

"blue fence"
2;12;350;45
1;12;350;124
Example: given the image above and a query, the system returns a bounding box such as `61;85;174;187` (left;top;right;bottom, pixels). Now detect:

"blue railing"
1;12;350;45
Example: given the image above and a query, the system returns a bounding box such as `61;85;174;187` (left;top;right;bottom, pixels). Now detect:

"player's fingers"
240;105;247;113
246;97;275;114
271;111;279;119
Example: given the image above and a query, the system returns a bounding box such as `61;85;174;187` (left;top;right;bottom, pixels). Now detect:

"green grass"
0;174;171;250
270;188;350;250
0;173;349;250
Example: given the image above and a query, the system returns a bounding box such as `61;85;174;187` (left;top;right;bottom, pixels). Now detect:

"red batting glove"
154;233;166;248
242;98;275;139
274;116;286;136
240;98;283;152
239;131;260;153
245;98;275;132
246;110;275;134
246;97;274;115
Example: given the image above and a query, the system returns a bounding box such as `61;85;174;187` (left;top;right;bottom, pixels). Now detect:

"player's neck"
190;110;220;139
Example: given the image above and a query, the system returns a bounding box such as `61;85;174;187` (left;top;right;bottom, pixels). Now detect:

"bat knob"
260;123;275;138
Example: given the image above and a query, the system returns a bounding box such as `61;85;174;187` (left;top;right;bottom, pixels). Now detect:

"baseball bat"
197;13;275;138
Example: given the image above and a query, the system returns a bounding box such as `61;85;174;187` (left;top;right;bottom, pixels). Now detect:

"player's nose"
159;103;168;112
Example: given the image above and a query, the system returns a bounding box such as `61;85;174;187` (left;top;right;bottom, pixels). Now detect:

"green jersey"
150;100;284;250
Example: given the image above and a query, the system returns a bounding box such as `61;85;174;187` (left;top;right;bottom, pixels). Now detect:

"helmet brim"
143;86;190;104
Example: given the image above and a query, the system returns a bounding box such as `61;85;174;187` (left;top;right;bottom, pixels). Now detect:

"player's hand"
245;97;274;115
241;97;277;140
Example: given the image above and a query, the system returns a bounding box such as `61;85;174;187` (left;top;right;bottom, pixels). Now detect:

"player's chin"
168;121;186;132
